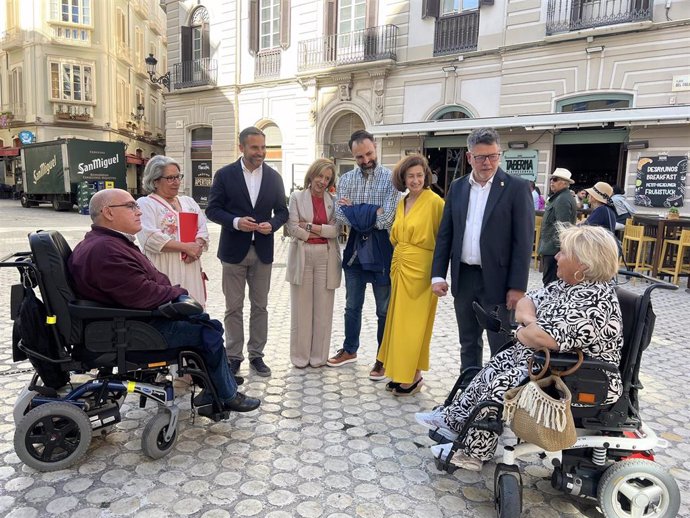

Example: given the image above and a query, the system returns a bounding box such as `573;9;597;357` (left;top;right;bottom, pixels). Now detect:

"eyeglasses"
471;153;501;163
106;202;140;211
549;178;563;182
159;174;184;183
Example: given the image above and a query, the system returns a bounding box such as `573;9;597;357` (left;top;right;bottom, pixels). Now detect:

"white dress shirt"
232;158;263;230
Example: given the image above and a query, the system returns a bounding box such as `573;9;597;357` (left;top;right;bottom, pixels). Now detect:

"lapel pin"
501;181;505;187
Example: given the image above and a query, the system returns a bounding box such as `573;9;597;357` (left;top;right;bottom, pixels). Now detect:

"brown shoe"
327;349;357;367
369;360;386;381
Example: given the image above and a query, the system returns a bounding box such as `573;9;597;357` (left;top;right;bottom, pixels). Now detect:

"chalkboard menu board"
192;160;212;209
634;155;687;208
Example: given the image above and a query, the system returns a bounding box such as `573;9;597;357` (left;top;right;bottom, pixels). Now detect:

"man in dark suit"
431;127;534;371
206;126;288;377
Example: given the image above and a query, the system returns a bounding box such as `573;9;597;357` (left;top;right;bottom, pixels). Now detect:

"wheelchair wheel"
597;459;680;518
141;412;177;459
14;402;92;472
495;473;522;518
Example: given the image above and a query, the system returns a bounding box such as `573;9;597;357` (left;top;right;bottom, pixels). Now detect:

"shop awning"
369;106;690;137
0;147;20;157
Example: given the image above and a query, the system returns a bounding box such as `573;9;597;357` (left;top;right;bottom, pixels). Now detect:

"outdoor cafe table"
632;214;690;284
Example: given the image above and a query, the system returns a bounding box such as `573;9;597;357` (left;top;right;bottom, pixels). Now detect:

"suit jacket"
431;168;534;304
285;189;342;289
206;158;288;264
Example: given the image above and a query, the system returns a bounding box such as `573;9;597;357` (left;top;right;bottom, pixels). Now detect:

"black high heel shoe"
385;381;401;392
392;378;423;397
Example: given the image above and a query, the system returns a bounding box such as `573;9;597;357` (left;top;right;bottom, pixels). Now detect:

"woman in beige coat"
286;159;342;368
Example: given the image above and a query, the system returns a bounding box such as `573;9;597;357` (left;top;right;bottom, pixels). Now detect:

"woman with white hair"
416;224;623;471
136;155;209;305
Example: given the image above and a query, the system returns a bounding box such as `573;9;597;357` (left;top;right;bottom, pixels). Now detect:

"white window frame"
259;0;281;50
441;0;479;16
10;67;23;107
48;60;94;104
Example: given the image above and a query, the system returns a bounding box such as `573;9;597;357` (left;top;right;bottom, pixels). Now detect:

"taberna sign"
501;150;538;183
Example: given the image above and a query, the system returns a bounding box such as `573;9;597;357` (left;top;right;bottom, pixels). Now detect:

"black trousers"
542;255;558;286
452;263;512;371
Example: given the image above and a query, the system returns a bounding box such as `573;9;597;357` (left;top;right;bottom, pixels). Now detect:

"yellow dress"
377;189;445;383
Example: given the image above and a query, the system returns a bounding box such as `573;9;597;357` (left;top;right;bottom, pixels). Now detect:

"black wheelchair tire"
496;473;522;518
15;402;92;471
141;412;177;459
598;459;680;518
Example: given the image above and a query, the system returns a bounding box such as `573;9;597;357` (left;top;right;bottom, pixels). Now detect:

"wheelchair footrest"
196;404;230;422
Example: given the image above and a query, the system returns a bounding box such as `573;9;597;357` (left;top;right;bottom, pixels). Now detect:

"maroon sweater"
68;225;187;309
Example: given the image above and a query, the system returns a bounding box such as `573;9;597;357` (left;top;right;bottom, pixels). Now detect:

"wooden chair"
657;229;690;285
533;215;542;269
621;219;655;272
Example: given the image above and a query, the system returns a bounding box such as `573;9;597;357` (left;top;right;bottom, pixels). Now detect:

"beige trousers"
221;245;272;361
290;243;335;367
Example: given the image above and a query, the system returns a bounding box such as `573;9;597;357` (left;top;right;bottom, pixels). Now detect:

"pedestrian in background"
538;168;577;286
327;130;399;381
583;182;616;232
206;126;288;378
377;155;444;396
286;159;342;368
431;127;534;372
137;155;209;306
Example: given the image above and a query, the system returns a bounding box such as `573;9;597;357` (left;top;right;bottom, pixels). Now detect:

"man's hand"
256;222;273;235
432;281;449;298
506;289;525;311
338;197;353;207
238;216;259;232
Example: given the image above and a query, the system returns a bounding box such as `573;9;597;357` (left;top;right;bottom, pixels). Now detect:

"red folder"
178;212;198;260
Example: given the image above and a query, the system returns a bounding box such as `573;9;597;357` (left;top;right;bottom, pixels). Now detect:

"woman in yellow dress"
377;155;445;396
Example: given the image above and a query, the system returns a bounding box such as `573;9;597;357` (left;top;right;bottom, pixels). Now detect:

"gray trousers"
221;245;272;361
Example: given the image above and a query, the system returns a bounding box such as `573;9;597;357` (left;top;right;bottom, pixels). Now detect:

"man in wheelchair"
68;188;260;414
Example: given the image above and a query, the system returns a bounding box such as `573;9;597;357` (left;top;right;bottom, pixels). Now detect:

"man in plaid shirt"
327;130;400;381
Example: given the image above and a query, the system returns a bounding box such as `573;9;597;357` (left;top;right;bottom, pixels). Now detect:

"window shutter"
249;0;259;56
366;0;377;28
279;0;290;49
181;26;192;62
202;22;210;58
422;0;440;19
324;0;337;36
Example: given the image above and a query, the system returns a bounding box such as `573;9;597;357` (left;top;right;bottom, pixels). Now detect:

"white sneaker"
415;408;459;442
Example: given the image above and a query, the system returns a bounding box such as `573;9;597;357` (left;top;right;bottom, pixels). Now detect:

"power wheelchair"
2;230;237;472
426;271;681;518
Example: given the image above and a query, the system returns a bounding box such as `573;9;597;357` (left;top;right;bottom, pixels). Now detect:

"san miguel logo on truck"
77;154;121;174
32;156;58;183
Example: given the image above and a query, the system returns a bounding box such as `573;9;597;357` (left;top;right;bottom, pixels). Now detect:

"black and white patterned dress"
442;280;623;461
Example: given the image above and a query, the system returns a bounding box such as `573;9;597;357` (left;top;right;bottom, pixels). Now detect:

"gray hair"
467;127;501;150
89;189;122;222
557;224;619;282
142;155;181;194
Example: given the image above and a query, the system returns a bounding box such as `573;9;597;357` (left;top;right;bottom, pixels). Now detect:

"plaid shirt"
335;165;399;230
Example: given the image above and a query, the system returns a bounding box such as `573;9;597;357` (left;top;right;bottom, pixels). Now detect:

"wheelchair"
2;230;235;472
426;270;681;518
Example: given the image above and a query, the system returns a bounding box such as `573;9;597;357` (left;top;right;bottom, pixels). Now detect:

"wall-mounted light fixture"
585;46;604;54
625;140;649;150
145;54;170;91
442;65;457;74
131;104;145;121
508;141;528;149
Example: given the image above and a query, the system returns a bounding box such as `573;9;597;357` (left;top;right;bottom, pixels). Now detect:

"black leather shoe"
250;357;271;377
223;392;261;412
234;375;245;386
228;359;242;375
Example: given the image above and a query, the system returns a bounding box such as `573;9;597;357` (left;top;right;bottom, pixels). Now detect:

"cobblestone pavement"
0;199;688;518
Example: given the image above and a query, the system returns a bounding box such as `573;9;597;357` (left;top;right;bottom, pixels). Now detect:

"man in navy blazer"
431;128;534;371
206;126;288;377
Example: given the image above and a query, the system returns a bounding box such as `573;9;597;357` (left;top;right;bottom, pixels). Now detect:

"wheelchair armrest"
155;295;204;319
68;300;156;319
533;350;619;374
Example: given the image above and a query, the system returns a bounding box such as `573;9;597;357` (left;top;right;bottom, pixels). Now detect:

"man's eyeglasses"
159;174;184;183
471;153;501;163
106;202;140;211
549;178;562;182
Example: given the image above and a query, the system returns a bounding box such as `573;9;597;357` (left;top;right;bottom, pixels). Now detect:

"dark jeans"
453;264;512;371
542;255;558;286
343;268;390;355
150;315;237;402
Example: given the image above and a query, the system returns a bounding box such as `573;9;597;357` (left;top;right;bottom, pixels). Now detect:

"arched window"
182;6;209;63
431;105;473;120
556;93;633;113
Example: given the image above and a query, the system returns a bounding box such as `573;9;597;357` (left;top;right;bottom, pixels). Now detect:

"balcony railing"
1;103;26;122
434;11;479;56
546;0;652;35
171;58;218;91
54;104;93;122
298;24;398;71
255;49;282;79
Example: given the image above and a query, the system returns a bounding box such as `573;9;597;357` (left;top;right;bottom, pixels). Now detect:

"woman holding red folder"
137;155;210;305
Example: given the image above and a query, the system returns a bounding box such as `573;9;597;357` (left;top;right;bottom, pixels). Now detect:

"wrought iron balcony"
434;11;479;56
255;49;282;79
546;0;652;35
298;24;398;72
170;58;218;91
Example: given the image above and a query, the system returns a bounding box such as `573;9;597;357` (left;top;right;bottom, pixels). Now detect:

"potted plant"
667;207;680;220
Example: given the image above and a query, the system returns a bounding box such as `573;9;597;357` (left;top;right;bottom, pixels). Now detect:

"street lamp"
145;53;170;91
131;103;145;121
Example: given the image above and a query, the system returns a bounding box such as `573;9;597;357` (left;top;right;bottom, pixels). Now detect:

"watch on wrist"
305;223;312;232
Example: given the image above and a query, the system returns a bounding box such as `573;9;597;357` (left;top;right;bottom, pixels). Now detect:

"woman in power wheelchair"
415;225;681;518
3;222;259;471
